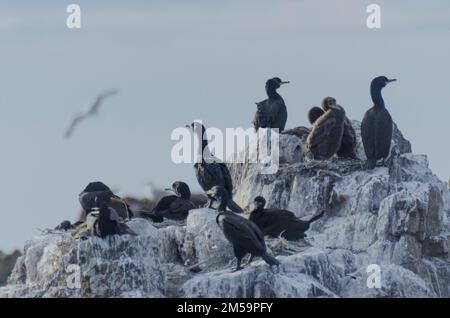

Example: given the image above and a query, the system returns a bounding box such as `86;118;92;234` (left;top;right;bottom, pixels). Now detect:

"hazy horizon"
1;0;450;251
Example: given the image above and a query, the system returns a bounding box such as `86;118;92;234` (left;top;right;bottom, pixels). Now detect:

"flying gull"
64;88;119;138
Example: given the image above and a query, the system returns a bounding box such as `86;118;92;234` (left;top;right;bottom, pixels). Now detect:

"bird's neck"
180;193;190;200
371;85;385;108
266;87;281;99
252;206;264;215
217;200;228;211
194;132;211;162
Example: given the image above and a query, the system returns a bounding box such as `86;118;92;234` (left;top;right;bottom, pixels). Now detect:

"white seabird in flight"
64;88;119;138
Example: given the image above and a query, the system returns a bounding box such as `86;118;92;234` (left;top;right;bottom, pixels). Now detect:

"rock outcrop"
1;121;449;298
0;250;21;287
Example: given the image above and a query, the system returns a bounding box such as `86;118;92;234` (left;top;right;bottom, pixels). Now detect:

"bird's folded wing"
309;117;337;148
169;198;196;212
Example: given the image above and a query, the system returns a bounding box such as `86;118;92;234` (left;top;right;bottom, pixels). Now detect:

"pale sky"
1;1;449;251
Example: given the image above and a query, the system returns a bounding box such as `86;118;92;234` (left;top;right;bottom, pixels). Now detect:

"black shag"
143;181;196;222
361;76;396;169
187;122;243;213
253;77;289;132
248;196;325;240
206;186;279;271
307;97;346;160
92;203;135;238
79;181;132;220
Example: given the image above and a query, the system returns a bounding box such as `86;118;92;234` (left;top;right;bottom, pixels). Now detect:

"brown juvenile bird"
307;97;346;160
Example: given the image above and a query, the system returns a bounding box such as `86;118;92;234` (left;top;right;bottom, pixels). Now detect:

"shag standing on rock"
142;181;196;222
207;186;279;271
187;122;243;213
307;97;346;160
253;77;290;132
248;196;325;240
361;76;397;169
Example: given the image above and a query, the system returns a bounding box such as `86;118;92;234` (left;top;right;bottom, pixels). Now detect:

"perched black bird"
253;77;289;132
91;203;135;238
206;186;279;271
281;106;324;139
307;97;346;160
248;196;325;240
187;122;243;213
361;76;396;169
95;204;121;237
142;181;196;222
79;181;132;220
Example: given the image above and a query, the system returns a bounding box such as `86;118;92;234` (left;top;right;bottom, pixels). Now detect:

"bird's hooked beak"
206;189;217;199
164;188;176;194
280;81;290;85
386;79;397;83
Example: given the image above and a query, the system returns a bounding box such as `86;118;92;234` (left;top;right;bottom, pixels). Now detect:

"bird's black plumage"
361;76;396;169
143;181;196;222
207;186;279;271
307;97;346;160
248;196;325;241
253;77;289;132
79;181;132;220
187;122;243;213
95;203;121;238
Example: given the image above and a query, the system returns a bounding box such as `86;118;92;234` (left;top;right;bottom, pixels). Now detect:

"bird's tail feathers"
262;253;280;267
226;199;244;213
308;209;326;225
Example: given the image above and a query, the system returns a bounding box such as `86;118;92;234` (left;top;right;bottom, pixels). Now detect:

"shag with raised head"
361;76;396;169
253;77;289;132
187;122;243;213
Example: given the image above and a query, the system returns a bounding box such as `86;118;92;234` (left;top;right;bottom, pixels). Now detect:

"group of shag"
56;75;396;271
